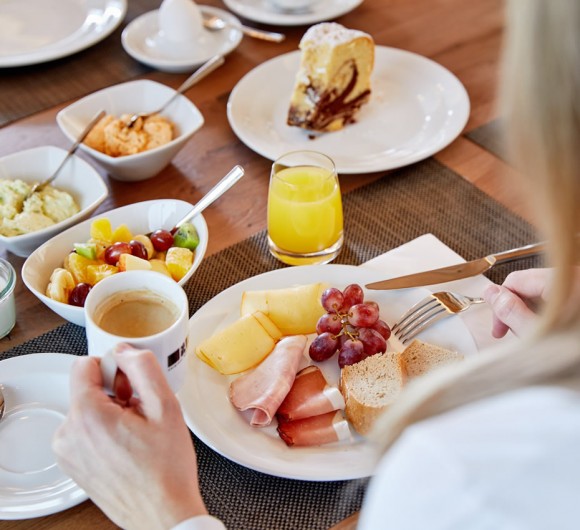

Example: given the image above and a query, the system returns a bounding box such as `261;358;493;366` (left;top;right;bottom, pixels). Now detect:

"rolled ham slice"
277;410;351;447
276;366;345;422
229;335;307;427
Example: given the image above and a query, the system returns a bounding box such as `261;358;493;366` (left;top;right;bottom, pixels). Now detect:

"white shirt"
359;384;580;530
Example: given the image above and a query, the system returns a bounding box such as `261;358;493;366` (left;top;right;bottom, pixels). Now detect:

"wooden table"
1;0;527;527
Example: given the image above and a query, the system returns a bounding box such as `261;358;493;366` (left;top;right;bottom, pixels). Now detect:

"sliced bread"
339;352;405;436
401;339;464;378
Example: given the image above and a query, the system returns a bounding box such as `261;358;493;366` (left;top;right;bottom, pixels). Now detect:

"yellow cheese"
195;311;281;374
240;283;328;335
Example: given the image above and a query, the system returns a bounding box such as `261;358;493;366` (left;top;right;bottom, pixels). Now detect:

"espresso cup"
84;271;189;394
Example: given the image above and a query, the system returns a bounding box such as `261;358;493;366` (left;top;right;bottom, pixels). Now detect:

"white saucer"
223;0;363;26
227;47;470;174
0;353;87;520
122;5;242;73
0;0;127;68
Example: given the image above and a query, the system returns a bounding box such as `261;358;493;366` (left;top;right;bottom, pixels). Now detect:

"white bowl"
22;199;208;327
56;79;204;182
0;146;108;258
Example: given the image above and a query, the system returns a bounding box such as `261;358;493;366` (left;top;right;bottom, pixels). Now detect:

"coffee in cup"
85;271;189;394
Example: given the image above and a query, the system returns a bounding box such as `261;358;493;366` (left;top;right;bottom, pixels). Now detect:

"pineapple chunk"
64;252;97;284
46;268;75;303
166;247;193;281
149;258;172;277
90;218;113;243
240;283;328;335
111;223;133;243
195;311;281;374
118;253;152;272
87;263;118;285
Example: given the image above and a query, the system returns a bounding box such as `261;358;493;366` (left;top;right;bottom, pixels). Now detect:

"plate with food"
178;264;478;481
0;353;87;520
222;0;363;26
227;24;469;174
0;0;127;68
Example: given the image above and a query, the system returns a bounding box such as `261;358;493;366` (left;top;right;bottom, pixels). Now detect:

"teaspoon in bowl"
202;14;285;43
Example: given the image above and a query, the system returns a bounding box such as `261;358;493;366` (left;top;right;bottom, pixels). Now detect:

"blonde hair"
371;0;580;454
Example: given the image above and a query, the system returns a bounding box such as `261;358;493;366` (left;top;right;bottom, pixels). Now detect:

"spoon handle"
174;165;245;228
240;24;285;43
158;55;225;114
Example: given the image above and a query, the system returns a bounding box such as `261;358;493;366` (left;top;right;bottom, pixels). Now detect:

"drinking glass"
0;258;16;339
267;151;343;266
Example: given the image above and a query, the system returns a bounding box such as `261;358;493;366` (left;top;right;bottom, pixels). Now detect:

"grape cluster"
309;284;391;368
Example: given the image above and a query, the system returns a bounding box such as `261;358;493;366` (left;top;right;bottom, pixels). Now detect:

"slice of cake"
401;339;464;378
287;22;375;133
339;352;405;435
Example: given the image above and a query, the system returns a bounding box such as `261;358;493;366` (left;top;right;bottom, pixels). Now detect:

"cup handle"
100;351;118;395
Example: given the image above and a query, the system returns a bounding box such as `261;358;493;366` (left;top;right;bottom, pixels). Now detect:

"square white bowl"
22;199;208;327
56;79;204;182
0;146;109;257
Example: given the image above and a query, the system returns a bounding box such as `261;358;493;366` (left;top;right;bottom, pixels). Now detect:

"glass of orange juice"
267;151;343;266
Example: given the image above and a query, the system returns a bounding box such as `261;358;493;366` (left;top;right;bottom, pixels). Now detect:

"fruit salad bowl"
22;199;208;327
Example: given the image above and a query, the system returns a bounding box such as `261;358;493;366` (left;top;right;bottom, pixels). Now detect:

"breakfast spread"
287;22;375;132
45;217;198;307
84;113;174;157
197;280;465;445
0;178;79;237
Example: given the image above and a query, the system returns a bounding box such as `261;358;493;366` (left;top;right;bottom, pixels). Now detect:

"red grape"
371;319;391;340
358;327;387;356
309;332;338;362
347;302;379;327
316;312;342;335
338;339;366;368
150;229;174;252
69;283;92;307
321;287;344;313
129;240;148;260
104;242;132;266
341;284;364;311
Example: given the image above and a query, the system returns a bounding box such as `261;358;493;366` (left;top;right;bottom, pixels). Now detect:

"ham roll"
277;410;351;447
229;335;307;427
276;366;345;422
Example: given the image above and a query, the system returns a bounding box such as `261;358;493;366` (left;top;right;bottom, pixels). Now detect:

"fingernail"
484;284;500;302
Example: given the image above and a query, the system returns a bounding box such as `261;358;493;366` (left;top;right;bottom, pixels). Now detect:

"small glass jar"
0;258;16;339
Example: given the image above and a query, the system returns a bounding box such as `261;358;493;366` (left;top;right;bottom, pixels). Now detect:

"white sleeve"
172;515;227;530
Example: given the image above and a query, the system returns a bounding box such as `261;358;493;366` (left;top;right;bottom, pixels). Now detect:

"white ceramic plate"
227;47;470;174
178;264;478;481
0;353;87;520
0;0;127;68
223;0;363;26
122;5;242;73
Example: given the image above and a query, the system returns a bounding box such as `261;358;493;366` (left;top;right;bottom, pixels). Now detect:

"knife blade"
365;241;546;290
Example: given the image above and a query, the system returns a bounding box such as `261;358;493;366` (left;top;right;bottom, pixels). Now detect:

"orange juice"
268;165;343;259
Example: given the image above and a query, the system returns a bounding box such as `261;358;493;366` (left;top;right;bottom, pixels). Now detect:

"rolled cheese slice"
195;311;282;375
240;282;328;335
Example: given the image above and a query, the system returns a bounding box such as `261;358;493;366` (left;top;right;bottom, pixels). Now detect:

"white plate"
223;0;363;26
178;264;478;481
0;0;127;68
227;47;470;174
122;5;242;73
0;353;87;520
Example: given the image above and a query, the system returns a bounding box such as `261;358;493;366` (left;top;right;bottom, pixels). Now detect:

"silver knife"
365;241;546;290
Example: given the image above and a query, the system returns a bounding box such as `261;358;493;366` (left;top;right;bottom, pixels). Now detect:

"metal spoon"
24;109;106;200
173;165;245;229
202;14;285;43
0;387;5;422
125;54;225;129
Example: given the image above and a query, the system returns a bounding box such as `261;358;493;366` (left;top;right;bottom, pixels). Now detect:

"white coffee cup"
84;271;189;394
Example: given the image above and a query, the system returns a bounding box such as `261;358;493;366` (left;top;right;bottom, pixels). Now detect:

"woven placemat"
0;0;156;127
0;159;542;529
465;119;508;163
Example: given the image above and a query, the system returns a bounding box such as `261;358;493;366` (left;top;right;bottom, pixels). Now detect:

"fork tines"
392;296;449;344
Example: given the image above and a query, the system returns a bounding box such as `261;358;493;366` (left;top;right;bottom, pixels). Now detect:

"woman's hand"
52;345;207;530
483;268;551;338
